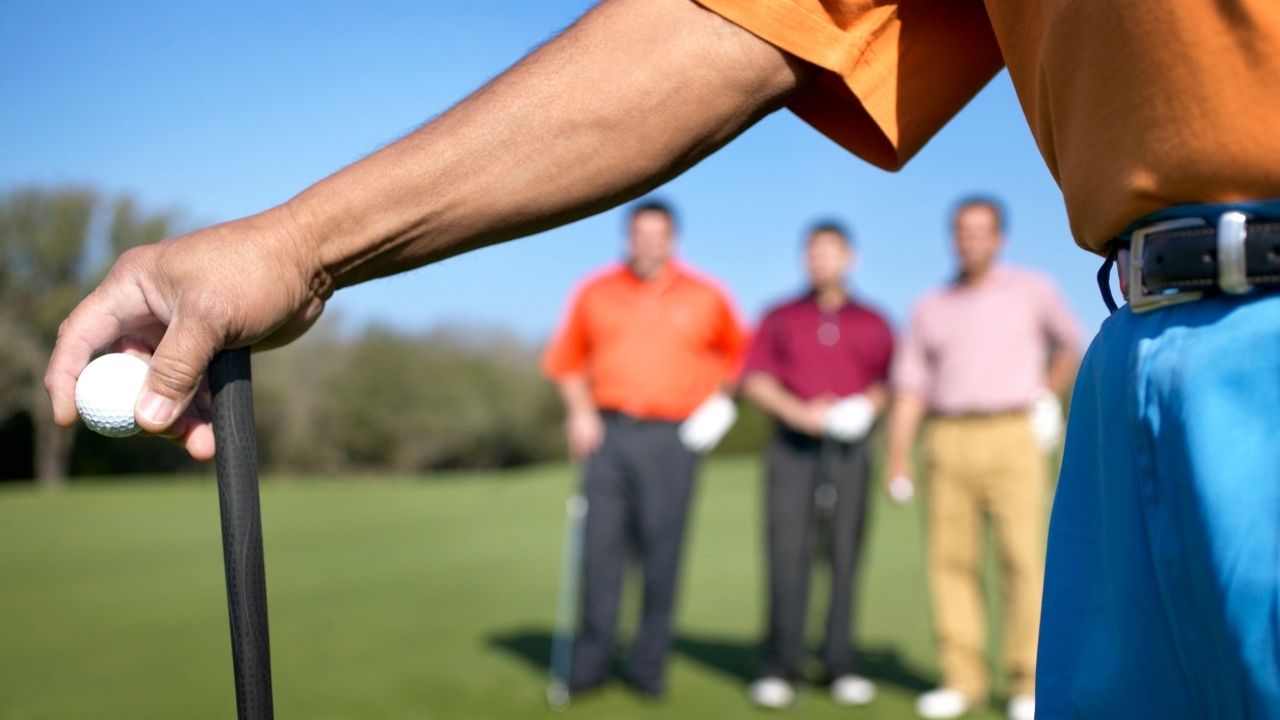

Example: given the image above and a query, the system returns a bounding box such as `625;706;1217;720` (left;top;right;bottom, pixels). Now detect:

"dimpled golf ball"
75;353;149;437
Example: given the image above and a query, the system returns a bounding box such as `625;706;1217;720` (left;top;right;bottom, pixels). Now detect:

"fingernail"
138;391;178;426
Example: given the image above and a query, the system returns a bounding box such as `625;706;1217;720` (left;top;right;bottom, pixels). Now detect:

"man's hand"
44;207;328;459
884;391;926;505
883;456;916;504
678;392;738;454
565;408;605;462
823;394;875;442
1029;389;1064;451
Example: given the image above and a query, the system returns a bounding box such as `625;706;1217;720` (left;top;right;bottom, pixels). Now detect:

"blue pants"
1038;294;1280;718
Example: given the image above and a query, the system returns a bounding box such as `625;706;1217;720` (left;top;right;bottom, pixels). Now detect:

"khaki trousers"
925;413;1047;699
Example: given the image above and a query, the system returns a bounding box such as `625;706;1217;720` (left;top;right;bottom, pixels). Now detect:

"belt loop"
1097;241;1120;314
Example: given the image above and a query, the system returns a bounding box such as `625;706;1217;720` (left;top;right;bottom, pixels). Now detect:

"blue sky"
1;1;1107;342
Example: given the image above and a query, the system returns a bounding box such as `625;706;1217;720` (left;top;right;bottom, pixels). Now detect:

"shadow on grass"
488;628;553;671
487;627;934;693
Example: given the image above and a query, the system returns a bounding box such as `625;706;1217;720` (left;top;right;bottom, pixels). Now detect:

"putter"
546;493;588;711
209;348;274;720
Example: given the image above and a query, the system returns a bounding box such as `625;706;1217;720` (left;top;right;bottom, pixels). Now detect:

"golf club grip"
210;348;274;720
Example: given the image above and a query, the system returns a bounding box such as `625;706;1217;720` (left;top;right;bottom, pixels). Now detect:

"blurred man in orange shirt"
542;200;747;699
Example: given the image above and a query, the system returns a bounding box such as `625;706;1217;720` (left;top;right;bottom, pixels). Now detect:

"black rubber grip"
210;348;274;720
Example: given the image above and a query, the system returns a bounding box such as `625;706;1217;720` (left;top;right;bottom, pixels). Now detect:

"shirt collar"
623;260;679;289
950;263;1009;291
806;287;853;312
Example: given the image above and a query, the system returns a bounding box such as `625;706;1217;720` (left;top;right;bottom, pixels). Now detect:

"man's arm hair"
292;0;811;289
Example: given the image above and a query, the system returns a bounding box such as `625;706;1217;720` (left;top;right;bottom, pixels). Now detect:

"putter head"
546;682;571;712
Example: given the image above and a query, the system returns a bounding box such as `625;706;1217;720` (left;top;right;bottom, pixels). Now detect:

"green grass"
0;457;1024;719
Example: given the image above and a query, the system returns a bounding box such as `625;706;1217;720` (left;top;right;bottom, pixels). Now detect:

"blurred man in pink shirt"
885;197;1082;720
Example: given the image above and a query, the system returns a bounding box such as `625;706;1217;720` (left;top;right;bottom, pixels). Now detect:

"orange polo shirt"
696;0;1280;252
542;262;747;421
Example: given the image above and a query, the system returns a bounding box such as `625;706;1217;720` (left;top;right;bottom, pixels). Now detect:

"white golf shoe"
829;674;876;705
748;677;796;709
1007;694;1035;720
915;687;973;719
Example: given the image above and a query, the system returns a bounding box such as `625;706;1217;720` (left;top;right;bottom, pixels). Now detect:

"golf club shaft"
549;494;588;694
210;348;274;720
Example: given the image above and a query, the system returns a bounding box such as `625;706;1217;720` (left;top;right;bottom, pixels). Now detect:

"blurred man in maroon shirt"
739;222;893;709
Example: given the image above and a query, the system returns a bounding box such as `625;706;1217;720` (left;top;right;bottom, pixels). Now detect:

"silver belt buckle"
1216;211;1252;295
1127;211;1252;313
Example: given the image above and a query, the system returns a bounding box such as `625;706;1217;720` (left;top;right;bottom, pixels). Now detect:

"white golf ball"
75;353;149;437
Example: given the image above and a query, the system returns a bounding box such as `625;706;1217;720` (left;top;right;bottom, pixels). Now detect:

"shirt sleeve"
541;288;592;380
890;306;931;397
1037;278;1085;356
695;0;1004;170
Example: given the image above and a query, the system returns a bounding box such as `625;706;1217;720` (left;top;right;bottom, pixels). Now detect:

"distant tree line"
250;322;569;473
0;188;772;486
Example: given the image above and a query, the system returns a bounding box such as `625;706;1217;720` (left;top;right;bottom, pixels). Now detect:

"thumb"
135;315;220;433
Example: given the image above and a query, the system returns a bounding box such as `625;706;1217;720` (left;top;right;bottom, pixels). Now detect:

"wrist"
780;403;808;429
885;457;908;478
285;189;368;293
273;201;335;305
569;404;599;420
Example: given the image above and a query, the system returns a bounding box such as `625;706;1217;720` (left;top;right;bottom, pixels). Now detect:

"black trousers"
570;412;698;695
758;427;871;680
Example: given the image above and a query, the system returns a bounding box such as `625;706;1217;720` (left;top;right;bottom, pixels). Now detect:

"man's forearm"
886;392;927;474
1046;349;1080;397
557;375;597;417
288;0;809;289
742;372;806;425
865;382;888;413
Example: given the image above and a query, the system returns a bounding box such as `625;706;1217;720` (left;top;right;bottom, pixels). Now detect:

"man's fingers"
134;312;221;434
44;291;129;427
135;366;216;460
175;415;216;461
147;403;216;461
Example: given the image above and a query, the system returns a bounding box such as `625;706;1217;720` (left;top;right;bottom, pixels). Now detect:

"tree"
248;323;564;474
0;188;178;488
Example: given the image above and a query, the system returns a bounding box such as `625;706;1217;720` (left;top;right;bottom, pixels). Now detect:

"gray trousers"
759;427;871;681
570;412;698;694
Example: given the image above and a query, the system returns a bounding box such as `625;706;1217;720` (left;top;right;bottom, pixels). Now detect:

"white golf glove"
1029;389;1064;451
887;475;916;504
823;394;875;442
678;392;738;454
